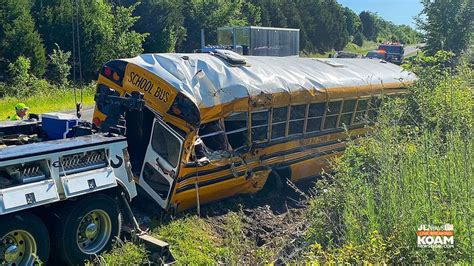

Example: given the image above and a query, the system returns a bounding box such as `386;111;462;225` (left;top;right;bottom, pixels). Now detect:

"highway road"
64;106;94;122
404;44;424;56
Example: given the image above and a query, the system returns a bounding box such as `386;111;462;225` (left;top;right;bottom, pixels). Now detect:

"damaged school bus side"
93;52;416;212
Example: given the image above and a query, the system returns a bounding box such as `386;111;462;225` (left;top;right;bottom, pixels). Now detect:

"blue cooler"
42;112;79;140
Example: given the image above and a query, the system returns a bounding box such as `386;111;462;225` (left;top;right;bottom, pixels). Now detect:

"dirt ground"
131;178;316;263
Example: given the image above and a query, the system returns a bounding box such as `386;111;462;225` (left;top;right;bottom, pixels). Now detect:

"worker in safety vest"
8;103;29;120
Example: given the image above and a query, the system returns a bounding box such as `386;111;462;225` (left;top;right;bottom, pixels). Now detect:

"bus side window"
324;101;342;130
339;99;356;128
289;104;306;135
307;102;325;132
354;98;369;124
271;107;288;139
251;110;269;142
367;96;382;122
224;112;248;150
199;120;228;152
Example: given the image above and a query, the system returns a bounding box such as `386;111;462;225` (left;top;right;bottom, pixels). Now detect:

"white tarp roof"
123;53;416;109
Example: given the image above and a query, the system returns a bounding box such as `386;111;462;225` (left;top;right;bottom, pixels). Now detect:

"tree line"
0;0;424;83
2;0;472;86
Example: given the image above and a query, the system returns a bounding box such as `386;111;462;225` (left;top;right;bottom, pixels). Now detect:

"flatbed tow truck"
0;92;174;265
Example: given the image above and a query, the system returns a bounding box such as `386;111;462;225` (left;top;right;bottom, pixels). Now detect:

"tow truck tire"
52;194;122;265
0;212;50;265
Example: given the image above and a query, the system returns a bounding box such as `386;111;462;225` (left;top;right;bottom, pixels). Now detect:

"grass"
0;85;95;120
152;216;226;265
87;242;149;265
344;41;379;55
301;41;379;58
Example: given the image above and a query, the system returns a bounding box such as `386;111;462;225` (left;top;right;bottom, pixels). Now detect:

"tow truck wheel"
52;194;122;265
0;212;50;265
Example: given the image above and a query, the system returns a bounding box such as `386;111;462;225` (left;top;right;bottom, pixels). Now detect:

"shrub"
48;44;71;86
305;57;473;263
8;56;31;87
353;32;364;47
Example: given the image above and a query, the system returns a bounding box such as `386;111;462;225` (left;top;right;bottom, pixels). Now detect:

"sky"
337;0;423;29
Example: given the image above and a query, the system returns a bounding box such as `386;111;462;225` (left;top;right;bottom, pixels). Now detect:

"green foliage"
48;44;71;86
359;10;420;45
298;0;350;52
6;56;47;98
181;0;256;52
0;0;47;77
304;58;473;263
343;7;362;36
417;0;473;55
403;51;473;135
359;11;377;41
353;32;364;47
0;83;96;120
304;231;399;264
8;56;31;88
131;0;185;53
31;0;146;81
110;3;148;58
2;0;422;81
88;242;149;265
154;216;226;264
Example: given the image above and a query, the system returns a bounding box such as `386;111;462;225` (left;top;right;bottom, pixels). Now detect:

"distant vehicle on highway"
366;49;388;60
378;42;404;64
333;51;360;58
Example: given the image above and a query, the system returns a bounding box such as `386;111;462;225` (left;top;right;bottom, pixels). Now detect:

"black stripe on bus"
179;161;243;181
259;140;341;161
175;170;246;194
253;124;365;149
178;136;352;183
177;139;336;182
174;146;346;194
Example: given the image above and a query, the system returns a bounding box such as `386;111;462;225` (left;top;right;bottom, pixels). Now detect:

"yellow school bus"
93;50;416;212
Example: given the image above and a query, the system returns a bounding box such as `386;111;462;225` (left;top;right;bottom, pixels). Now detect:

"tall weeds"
305;52;473;263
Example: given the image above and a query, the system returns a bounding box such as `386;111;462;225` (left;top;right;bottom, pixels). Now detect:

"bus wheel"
52;194;122;265
258;171;284;197
0;213;50;265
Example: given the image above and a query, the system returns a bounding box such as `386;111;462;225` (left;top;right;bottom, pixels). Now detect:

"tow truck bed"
0;134;126;162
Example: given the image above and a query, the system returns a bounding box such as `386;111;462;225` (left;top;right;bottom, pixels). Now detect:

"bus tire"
52;194;122;265
0;212;50;265
258;171;284;197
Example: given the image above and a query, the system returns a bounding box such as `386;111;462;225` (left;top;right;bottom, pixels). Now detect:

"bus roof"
121;53;416;122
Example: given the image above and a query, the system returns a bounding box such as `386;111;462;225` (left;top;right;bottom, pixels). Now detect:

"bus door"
139;118;183;209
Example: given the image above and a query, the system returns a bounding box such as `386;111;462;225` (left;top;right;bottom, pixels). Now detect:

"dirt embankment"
132;178;316;264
